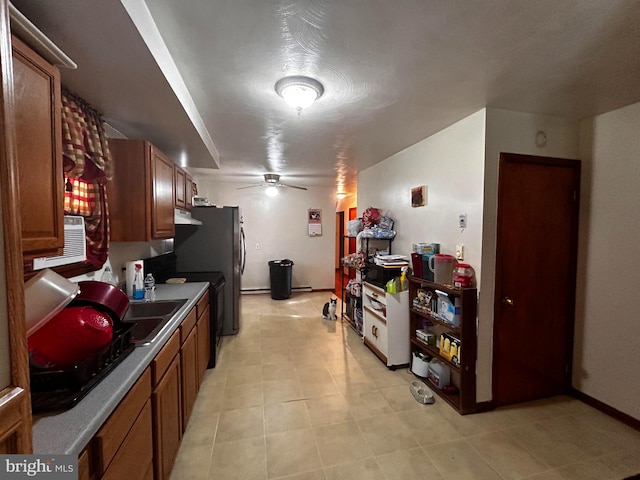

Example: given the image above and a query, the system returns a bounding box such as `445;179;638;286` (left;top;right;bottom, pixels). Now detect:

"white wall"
358;108;583;403
194;180;336;291
574;102;640;420
481;109;580;401
358;110;487;264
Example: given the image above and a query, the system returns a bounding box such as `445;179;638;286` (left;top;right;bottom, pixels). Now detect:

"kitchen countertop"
32;282;209;456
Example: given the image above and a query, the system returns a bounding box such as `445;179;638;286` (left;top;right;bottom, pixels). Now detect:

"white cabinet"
362;282;410;368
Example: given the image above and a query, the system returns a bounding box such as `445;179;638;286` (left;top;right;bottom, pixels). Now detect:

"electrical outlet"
456;244;465;260
458;214;467;229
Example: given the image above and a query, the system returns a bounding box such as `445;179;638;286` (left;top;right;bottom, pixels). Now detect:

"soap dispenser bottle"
133;263;144;300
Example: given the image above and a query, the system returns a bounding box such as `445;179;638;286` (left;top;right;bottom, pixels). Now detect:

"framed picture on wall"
411;185;426;207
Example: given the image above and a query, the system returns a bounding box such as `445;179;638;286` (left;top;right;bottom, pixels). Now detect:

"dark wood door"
493;153;580;406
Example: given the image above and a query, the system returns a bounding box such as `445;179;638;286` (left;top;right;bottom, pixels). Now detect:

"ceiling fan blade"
280;183;308;191
236;184;264;190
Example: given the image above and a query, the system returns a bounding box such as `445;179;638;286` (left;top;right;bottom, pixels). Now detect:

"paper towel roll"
125;260;144;297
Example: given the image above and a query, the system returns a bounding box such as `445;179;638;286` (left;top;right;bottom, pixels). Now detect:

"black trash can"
268;259;294;300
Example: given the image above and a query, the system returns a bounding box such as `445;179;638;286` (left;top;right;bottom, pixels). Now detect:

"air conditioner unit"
33;216;87;270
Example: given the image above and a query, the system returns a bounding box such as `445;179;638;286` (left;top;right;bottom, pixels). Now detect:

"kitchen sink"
122;299;188;346
123;299;187;320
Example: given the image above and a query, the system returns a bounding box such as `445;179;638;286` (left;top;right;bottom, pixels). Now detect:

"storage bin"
411;351;431;377
427;360;450;389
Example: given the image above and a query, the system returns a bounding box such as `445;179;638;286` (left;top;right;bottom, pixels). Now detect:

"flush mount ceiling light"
275;75;324;112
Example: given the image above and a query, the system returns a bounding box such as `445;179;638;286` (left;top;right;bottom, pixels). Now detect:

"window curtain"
61;88;112;269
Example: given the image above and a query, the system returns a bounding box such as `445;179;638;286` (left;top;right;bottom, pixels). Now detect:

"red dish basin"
71;281;130;323
28;305;113;369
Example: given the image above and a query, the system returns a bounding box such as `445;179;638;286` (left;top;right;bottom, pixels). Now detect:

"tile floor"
169;292;640;480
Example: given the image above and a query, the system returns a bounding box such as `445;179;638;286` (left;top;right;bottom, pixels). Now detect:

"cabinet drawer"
101;400;153;480
363;284;387;320
153;329;180;385
180;307;197;344
94;368;151;472
196;291;209;319
364;309;388;357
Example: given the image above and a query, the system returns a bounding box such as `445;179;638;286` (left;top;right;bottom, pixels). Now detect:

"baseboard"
571;388;640;432
241;286;313;295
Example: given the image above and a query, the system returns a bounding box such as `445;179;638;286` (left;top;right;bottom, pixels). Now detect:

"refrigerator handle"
240;226;246;275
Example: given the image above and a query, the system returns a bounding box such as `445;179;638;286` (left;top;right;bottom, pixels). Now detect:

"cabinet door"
152;354;182;480
11;35;63;257
174;165;186;209
185;174;193;209
180;326;198;429
196;304;210;383
149;145;175;240
364;307;388;360
102;401;153;480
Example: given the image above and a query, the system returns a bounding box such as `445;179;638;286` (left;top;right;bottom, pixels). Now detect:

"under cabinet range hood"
174;208;202;226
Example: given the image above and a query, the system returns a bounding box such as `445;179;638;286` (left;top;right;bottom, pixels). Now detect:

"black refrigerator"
174;206;245;335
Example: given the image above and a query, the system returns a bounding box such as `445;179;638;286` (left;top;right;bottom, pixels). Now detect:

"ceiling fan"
236;173;307;191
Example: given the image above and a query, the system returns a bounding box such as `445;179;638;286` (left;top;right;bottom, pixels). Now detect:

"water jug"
429;254;457;285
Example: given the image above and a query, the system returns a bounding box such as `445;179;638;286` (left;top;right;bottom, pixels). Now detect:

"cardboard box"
439;333;461;366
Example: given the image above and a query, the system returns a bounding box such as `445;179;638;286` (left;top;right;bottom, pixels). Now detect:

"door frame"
492;152;581;406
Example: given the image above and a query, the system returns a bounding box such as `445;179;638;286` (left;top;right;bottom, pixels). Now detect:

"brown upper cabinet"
11;34;64;258
173;165;193;210
108;139;175;241
174;165;186;210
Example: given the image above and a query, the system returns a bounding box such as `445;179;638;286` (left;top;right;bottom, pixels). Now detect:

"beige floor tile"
378;384;424;412
221;382;264;410
356;413;419;455
597;448;640;479
314;421;374;467
556;460;619;480
263;363;298;382
181;412;219;448
265;400;311;434
216;405;264;443
265;428;322;478
170;443;212;480
170;293;640;480
271;469;326;480
466;430;549;480
425;439;503;480
322;457;385;480
504;422;590;468
305;395;354;427
263;378;304;404
225;364;263;386
375;448;445;480
395;408;462;446
343;390;394;421
209;436;267;480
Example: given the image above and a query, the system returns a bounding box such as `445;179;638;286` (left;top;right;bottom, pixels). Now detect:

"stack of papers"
374;254;409;266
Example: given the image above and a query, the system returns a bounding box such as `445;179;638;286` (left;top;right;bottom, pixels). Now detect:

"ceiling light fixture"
275;75;324;113
265;186;279;197
336;192;347;200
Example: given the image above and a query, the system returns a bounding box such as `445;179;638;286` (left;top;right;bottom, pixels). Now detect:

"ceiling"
10;0;640;194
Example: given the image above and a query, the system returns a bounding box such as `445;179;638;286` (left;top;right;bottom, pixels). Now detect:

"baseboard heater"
241;286;312;295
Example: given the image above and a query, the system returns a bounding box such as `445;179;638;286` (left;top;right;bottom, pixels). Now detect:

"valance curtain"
61;88;112;269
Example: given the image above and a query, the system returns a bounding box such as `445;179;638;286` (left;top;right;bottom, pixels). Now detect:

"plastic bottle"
100;266;115;285
132;264;144;300
144;273;156;302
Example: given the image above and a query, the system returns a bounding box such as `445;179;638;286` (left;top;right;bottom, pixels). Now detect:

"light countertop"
32;282;209;456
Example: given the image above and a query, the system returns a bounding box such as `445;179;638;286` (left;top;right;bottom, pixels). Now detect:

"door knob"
502;297;514;306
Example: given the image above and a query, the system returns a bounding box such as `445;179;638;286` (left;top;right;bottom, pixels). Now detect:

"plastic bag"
347;218;363;236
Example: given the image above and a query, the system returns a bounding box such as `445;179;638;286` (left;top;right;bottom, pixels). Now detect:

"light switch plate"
455;244;464;260
458;214;467;229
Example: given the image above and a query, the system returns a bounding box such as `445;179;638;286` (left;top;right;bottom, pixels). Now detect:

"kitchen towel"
125;260;144;297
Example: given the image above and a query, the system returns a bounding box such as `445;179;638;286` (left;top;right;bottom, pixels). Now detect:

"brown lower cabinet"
77;293;210;480
180;307;199;429
152;329;182;480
